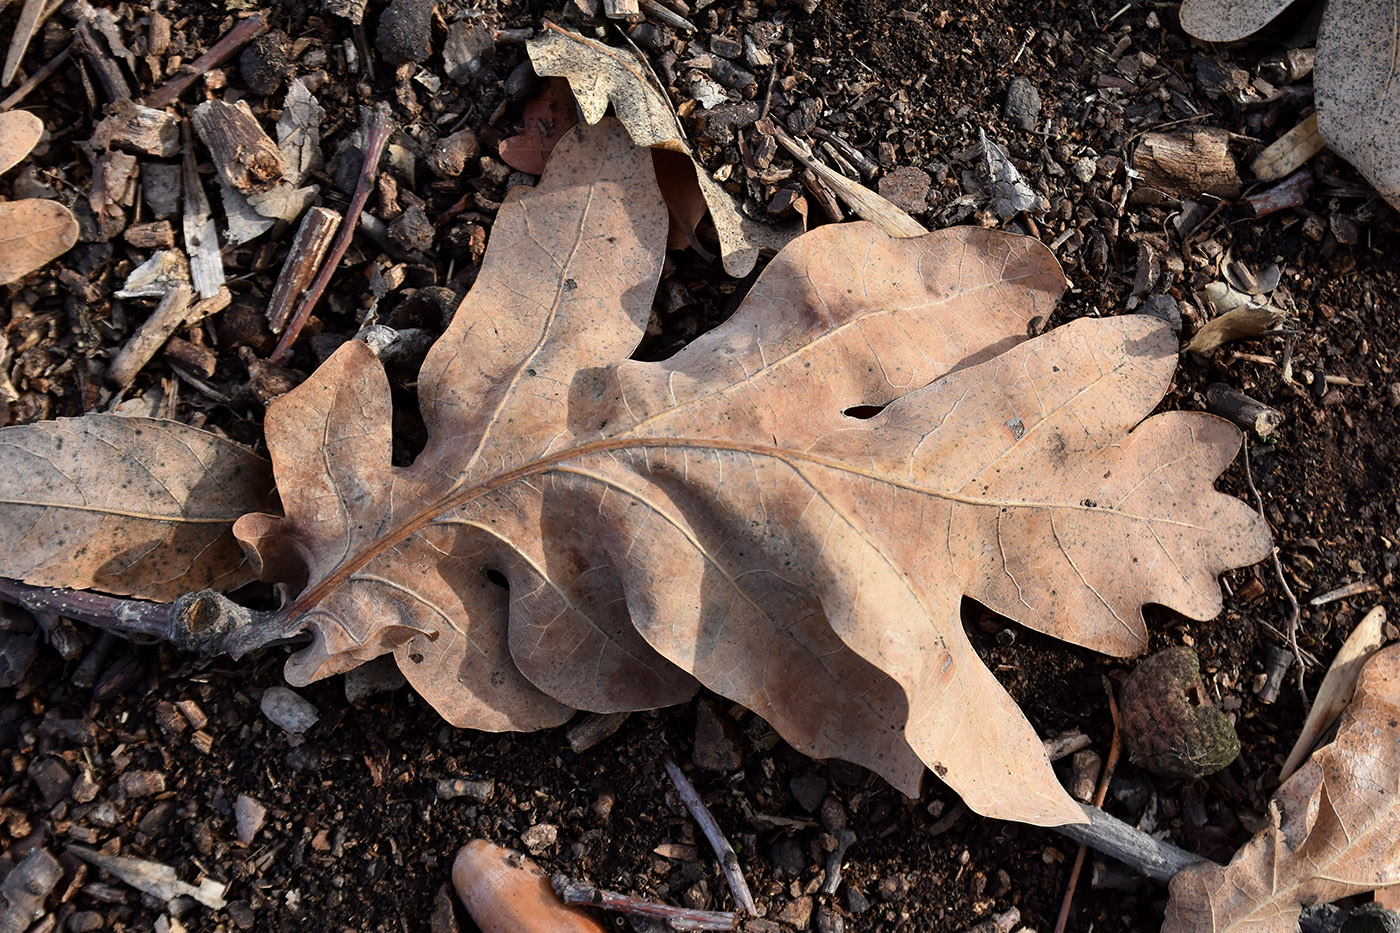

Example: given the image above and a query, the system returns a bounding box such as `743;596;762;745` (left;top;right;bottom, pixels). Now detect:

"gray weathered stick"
664;758;757;916
1052;803;1209;884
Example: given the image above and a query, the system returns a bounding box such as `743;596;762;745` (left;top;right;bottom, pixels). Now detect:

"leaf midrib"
284;434;1215;618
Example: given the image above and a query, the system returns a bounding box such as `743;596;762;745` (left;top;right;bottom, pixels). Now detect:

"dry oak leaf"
1177;0;1400;208
0;110;79;285
0;415;277;601
233;119;1269;827
527;23;800;276
1163;642;1400;932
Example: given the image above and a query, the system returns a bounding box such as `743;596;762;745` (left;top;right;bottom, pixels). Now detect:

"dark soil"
1;0;1397;931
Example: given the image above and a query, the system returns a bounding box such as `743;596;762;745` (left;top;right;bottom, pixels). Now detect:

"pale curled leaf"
1279;605;1387;781
238;120;1269;827
527;23;798;276
0;110;42;176
1164;643;1400;932
0;416;277;601
0;199;78;286
1315;0;1400;208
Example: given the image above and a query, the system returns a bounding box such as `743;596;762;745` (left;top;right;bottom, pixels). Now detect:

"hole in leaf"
485;569;509;589
842;404;886;420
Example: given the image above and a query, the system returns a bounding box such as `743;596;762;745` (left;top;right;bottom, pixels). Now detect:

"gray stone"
1004;76;1042;130
260;685;320;733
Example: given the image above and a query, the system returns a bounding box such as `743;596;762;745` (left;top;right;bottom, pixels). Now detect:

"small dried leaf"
1315;0;1400;208
1179;0;1296;42
1187;304;1284;356
0;110;42;175
0;199;79;286
0;416;277;601
1163;643;1400;932
527;23;798;275
1279;605;1387;781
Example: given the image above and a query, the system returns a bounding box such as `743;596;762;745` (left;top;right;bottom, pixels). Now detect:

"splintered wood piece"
1252;113;1325;183
181;121;225;300
143;13;267;109
91;99;181;156
603;0;641;17
192;100;286;195
265;206;341;333
764;117;926;236
1206;383;1284;438
1134;128;1241;199
72;18;132;103
107;286;230;391
1247;169;1315;217
107;283;194;390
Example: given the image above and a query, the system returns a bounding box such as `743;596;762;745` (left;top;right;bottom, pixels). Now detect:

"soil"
1;0;1397;931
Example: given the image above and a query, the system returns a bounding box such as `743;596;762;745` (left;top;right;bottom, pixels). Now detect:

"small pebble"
67;911;104;932
428;129;480;178
118;770;166;799
878;166;932;213
1004;76;1042;130
1071;156;1097;184
442;21;494;84
239;30;292;96
376;0;437;65
436;777;495;802
520;822;557;854
789;772;828;813
236;794;267;845
260;685;320;733
775;895;813;928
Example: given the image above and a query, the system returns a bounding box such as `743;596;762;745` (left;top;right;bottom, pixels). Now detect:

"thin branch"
0;578;293;657
554;877;737;931
1051;803;1210;885
1243;439;1306;700
269;106;393;364
663;757;757;916
1055;679;1123;933
143;13;267;109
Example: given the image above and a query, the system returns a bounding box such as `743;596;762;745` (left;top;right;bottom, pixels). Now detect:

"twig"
663;758;757;916
554;877;737;931
1243;439;1307;700
269;107;393;364
143;13;267;109
1054;679;1122;933
0;42;70;111
0;577;289;657
1052;803;1209;885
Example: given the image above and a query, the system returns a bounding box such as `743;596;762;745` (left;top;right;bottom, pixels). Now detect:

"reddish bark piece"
452;840;606;933
229;119;1269;826
498;77;578;175
1164;644;1400;932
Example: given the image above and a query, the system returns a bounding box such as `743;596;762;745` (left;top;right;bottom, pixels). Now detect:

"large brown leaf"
0;416;277;600
1177;0;1400;209
1163;643;1400;932
1315;0;1400;208
228;119;1269;826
